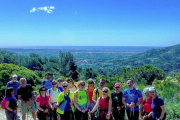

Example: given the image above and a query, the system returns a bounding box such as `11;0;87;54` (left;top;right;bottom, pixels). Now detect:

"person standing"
74;80;90;120
6;74;20;100
36;86;53;120
149;87;166;120
66;77;77;92
46;80;60;120
5;87;18;120
56;82;75;120
122;79;143;120
111;83;125;120
17;78;36;120
140;88;153;120
92;79;111;103
56;78;63;92
89;87;112;120
41;72;53;91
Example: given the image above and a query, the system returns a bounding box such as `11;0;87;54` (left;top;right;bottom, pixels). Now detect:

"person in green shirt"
74;80;90;120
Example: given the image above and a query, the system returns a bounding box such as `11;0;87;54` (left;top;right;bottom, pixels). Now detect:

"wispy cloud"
74;11;77;15
30;6;55;13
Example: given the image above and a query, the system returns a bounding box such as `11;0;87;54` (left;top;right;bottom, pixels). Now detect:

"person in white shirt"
66;77;77;92
46;80;60;120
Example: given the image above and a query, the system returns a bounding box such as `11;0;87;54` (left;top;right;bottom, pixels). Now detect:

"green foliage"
175;72;180;83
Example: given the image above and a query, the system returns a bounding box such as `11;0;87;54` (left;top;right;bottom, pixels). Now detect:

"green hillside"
106;44;180;75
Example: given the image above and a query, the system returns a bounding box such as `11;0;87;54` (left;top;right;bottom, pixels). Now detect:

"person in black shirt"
17;78;36;120
111;83;125;120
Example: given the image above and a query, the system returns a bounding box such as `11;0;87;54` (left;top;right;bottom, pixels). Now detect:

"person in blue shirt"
6;74;20;100
122;79;143;120
56;78;63;92
149;87;166;120
41;72;53;91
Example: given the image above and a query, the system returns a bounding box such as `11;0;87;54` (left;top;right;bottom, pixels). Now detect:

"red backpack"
1;98;6;110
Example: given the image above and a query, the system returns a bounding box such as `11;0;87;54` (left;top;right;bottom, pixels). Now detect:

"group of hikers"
2;72;166;120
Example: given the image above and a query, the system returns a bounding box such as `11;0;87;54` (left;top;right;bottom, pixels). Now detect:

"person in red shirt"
140;88;153;120
89;87;112;120
35;86;53;120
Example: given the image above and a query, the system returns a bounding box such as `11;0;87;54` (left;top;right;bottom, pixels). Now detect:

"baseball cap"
12;74;17;77
114;83;121;87
57;78;63;82
148;87;156;92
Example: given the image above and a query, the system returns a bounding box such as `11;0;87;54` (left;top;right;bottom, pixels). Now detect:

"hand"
88;111;92;115
117;106;121;110
85;108;88;112
106;113;110;120
13;110;17;114
44;109;48;113
26;101;30;106
112;107;114;110
51;106;54;111
140;115;143;119
29;100;32;105
82;109;86;113
53;104;57;108
70;102;74;106
130;102;135;108
143;115;147;120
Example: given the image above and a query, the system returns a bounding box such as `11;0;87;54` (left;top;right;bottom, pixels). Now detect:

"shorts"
20;101;36;114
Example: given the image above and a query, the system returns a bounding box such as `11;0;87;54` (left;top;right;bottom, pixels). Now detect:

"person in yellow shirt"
92;78;111;103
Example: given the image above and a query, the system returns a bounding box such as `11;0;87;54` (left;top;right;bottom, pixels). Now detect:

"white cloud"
30;7;36;13
74;11;77;15
30;6;55;13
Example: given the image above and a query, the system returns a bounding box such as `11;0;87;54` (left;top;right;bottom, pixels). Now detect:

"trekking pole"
133;107;134;120
27;107;28;120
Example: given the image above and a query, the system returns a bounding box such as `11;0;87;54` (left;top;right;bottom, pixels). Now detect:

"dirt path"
0;109;37;120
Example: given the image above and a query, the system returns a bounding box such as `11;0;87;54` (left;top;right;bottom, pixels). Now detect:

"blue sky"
0;0;180;46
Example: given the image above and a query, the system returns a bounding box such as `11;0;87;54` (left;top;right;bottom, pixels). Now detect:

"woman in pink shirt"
35;86;53;120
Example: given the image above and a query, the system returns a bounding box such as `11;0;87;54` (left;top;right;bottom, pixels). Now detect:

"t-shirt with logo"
151;96;166;120
111;91;123;109
46;88;60;103
76;89;88;109
17;84;33;101
123;87;142;111
6;81;20;95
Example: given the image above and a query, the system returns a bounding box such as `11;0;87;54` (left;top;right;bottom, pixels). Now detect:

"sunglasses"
100;82;105;84
102;91;108;93
88;82;93;84
115;87;120;88
63;85;68;88
52;84;57;85
81;83;85;86
40;89;46;91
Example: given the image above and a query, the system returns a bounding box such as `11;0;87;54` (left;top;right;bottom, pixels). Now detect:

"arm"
18;95;26;103
122;97;130;108
159;105;166;120
91;97;100;113
92;89;97;103
86;92;90;111
108;98;112;115
140;103;143;118
74;93;82;111
5;101;13;112
36;102;45;112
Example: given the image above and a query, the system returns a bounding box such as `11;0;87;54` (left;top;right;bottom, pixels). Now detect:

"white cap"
12;74;17;77
148;87;156;92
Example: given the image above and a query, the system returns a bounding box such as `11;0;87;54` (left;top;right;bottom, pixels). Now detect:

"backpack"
48;88;60;96
42;80;52;86
95;87;99;99
1;98;6;110
143;98;151;105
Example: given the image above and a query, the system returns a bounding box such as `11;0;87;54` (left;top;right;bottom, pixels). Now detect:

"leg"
120;108;125;120
75;110;83;120
126;110;132;120
112;109;119;120
5;109;14;120
30;102;36;120
133;111;139;120
82;111;88;120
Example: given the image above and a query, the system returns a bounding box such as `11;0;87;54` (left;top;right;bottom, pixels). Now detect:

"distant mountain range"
109;44;180;74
